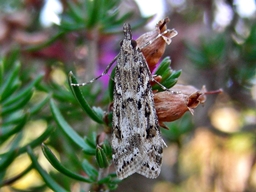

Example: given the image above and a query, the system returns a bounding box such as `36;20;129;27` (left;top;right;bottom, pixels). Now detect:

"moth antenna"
71;54;119;86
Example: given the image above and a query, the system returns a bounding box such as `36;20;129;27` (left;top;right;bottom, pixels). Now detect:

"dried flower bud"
154;84;222;128
171;84;207;108
136;17;178;71
154;90;189;128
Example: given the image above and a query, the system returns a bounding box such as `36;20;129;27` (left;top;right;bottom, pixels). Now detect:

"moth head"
123;23;132;40
120;39;137;50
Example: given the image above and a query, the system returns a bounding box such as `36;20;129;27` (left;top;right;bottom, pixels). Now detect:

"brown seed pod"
136;17;178;71
154;84;222;128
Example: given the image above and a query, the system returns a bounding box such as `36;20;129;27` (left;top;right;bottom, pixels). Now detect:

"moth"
71;20;178;179
111;23;166;179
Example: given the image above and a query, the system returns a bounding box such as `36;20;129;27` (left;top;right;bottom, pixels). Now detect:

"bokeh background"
0;0;256;191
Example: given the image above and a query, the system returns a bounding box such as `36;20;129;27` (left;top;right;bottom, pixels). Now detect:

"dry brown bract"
154;84;222;128
136;17;178;71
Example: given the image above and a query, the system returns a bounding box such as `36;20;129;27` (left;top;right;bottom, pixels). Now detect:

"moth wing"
112;141;144;179
112;97;145;179
112;78;146;179
136;131;165;179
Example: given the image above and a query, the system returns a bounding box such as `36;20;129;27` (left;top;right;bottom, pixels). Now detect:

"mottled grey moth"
111;23;166;179
71;22;177;179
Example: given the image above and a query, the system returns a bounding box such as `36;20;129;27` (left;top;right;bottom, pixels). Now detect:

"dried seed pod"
171;84;208;109
154;84;222;128
154;90;188;128
136;17;178;71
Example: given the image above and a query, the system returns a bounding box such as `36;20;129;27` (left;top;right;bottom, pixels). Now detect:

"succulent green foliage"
96;141;112;168
41;144;93;183
48;98;118;190
27;146;67;192
186;23;256;107
0;55;53;187
186;34;226;69
152;57;182;91
61;0;151;33
50;99;97;155
26;0;151;52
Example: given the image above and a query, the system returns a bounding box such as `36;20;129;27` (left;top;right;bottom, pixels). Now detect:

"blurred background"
0;0;256;191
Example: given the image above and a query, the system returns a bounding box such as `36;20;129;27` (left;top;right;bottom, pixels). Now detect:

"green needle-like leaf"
0;62;20;102
0;150;18;171
0;114;28;143
152;57;181;91
82;159;98;180
1;89;33;116
30;95;51;115
96;145;109;168
2;74;43;106
50;99;95;154
27;146;67;192
66;1;84;23
41;144;93;183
